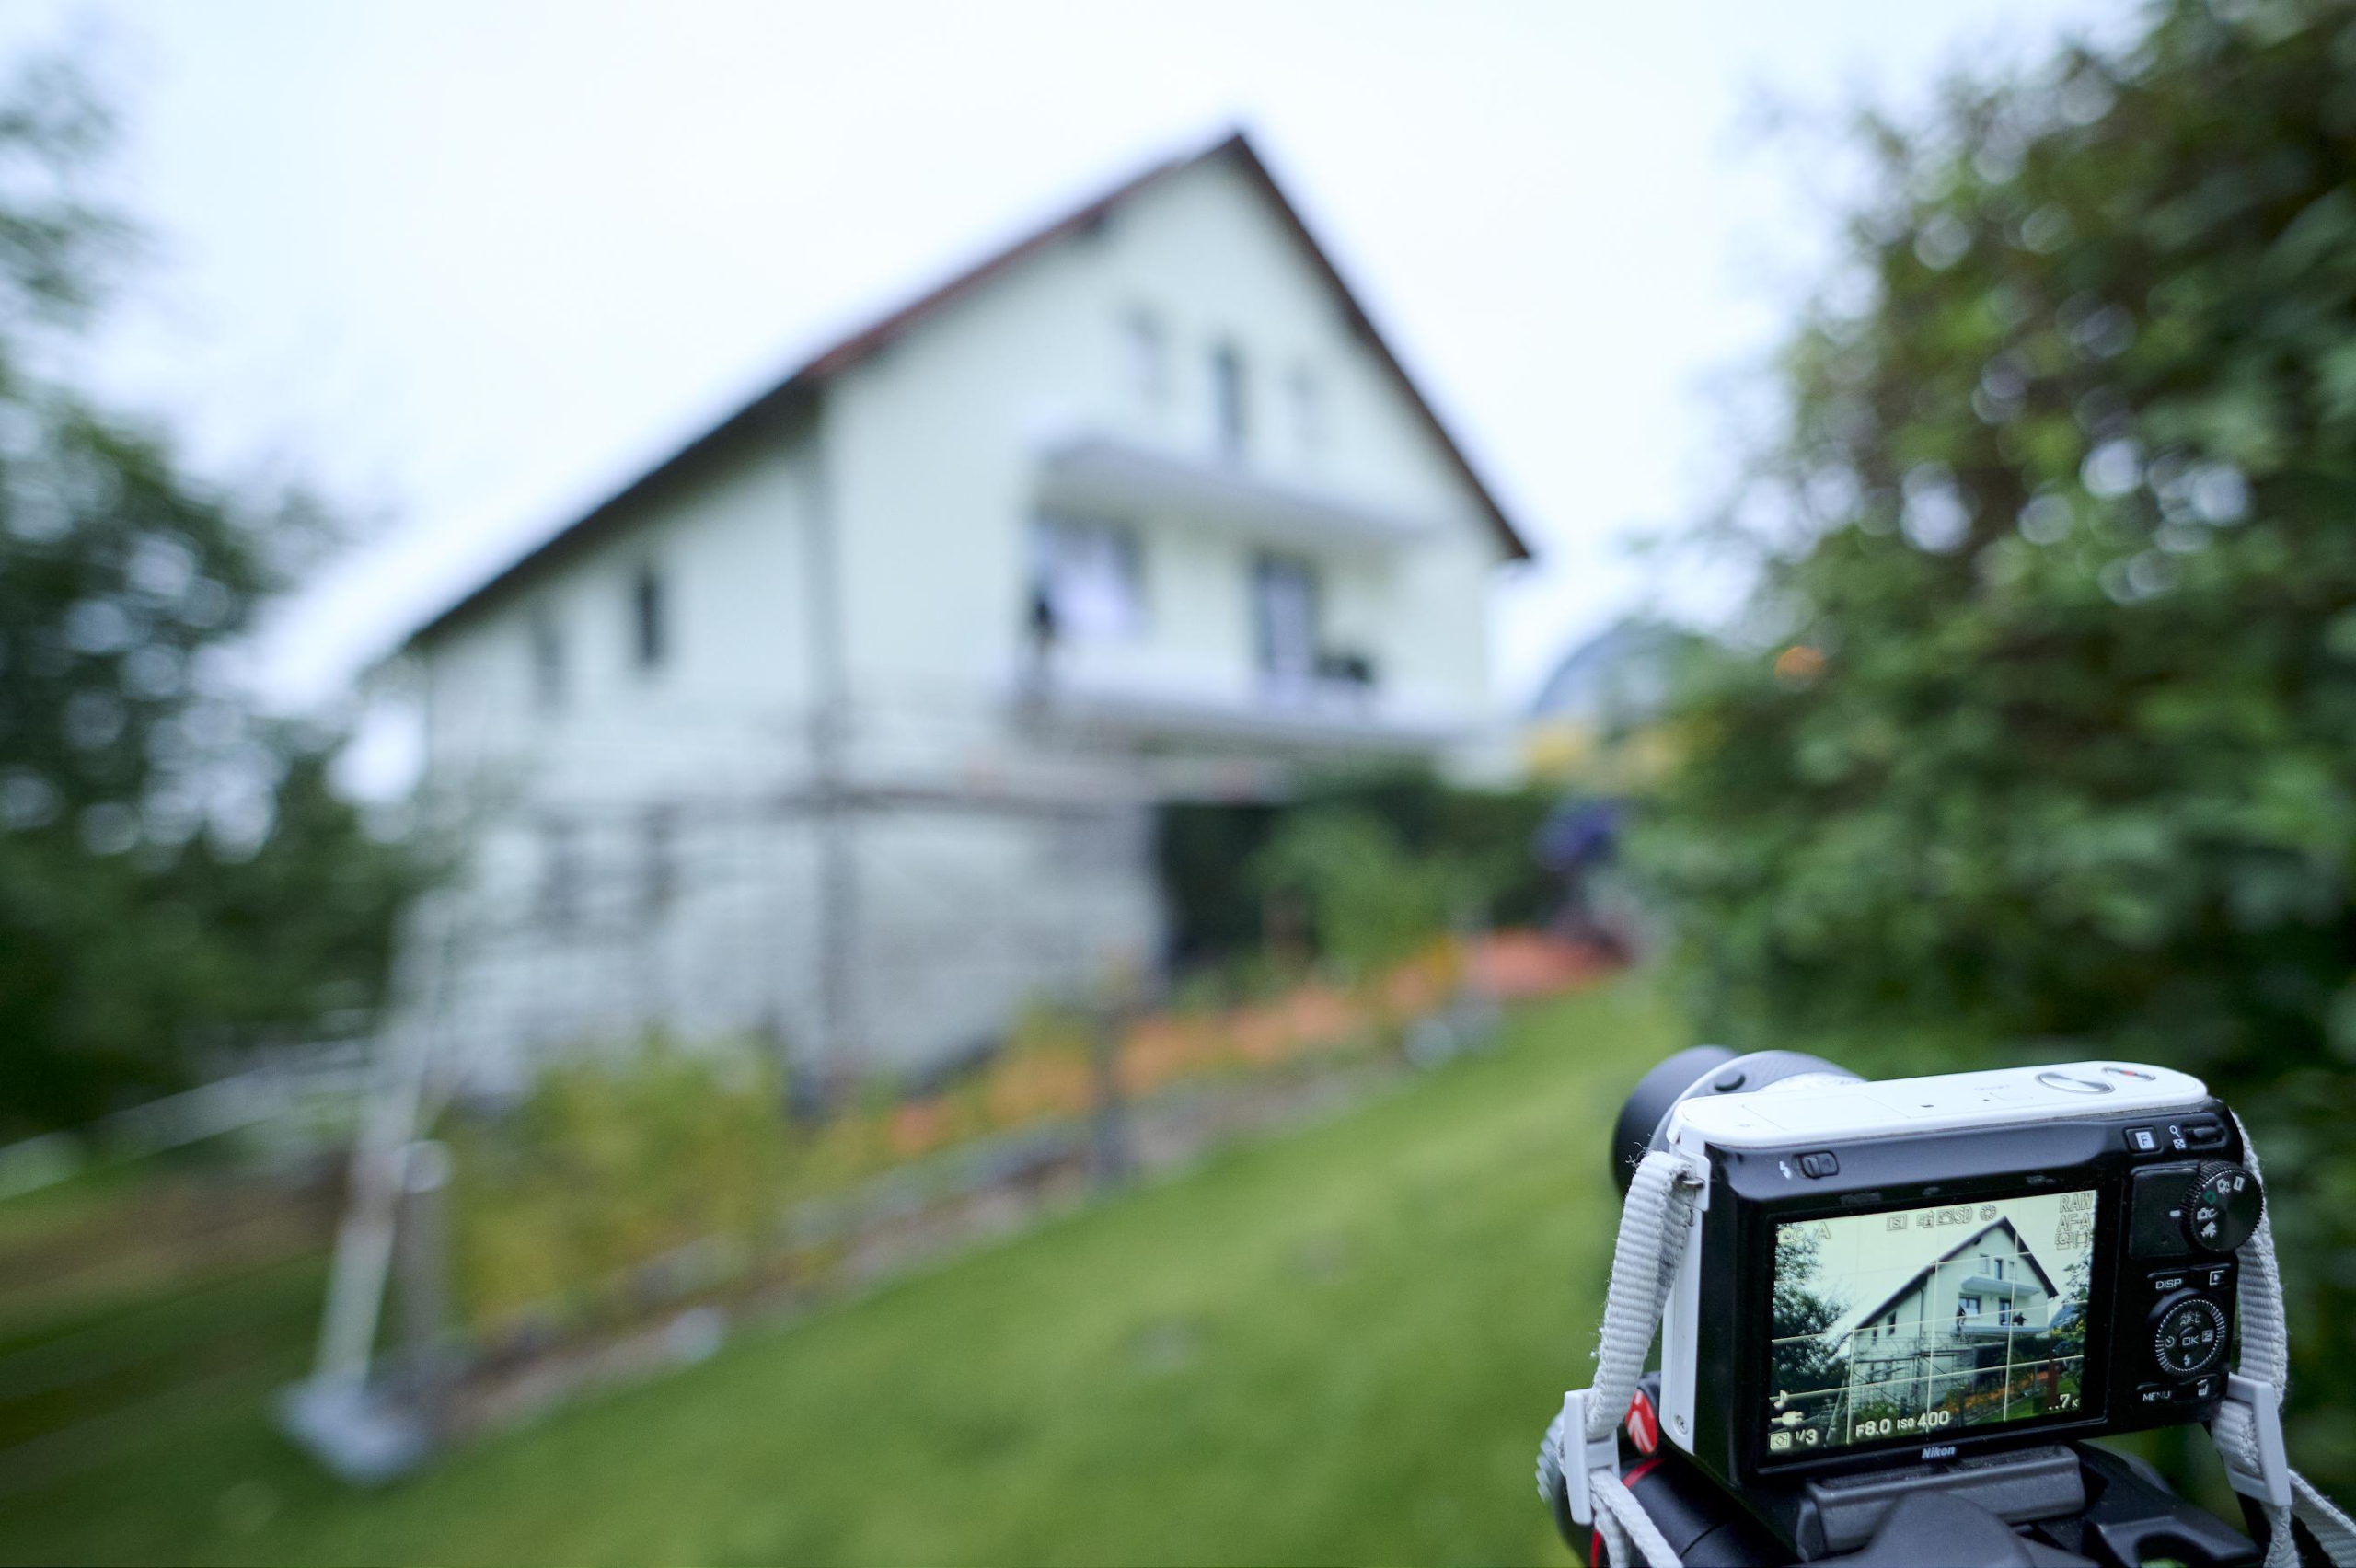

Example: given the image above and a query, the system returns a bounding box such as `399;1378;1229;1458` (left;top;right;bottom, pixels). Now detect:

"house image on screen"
390;130;1530;1095
1840;1217;2060;1404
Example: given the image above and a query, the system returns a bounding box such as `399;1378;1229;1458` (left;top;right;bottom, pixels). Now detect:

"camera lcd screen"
1767;1189;2098;1456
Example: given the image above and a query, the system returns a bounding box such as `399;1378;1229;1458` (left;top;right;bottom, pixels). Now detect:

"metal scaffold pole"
281;892;465;1482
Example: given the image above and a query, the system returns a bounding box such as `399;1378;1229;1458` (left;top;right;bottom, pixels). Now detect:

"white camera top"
1664;1061;2212;1153
1638;1053;2249;1505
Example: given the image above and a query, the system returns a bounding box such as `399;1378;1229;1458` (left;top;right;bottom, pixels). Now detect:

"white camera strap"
2211;1116;2356;1568
1542;1129;2356;1568
1539;1148;1702;1568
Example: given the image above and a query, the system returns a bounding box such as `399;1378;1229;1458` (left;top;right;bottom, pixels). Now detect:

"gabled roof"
1849;1216;2062;1334
405;129;1531;648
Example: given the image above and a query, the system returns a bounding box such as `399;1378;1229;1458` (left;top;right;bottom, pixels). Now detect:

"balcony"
1034;434;1433;554
1956;1313;2044;1338
1010;659;1464;758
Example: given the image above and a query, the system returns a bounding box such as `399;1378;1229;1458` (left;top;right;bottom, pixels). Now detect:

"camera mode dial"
2183;1160;2263;1254
2151;1292;2228;1379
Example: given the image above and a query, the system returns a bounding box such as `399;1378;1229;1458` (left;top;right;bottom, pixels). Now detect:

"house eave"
397;127;1534;652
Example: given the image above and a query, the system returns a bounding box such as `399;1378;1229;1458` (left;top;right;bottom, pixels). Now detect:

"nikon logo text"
1921;1445;1958;1461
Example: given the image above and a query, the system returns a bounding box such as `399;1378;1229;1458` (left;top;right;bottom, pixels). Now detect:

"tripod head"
1554;1374;2260;1565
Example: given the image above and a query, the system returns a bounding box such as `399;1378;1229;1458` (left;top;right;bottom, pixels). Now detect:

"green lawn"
0;979;1677;1566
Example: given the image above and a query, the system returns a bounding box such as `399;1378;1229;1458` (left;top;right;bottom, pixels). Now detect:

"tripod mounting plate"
1803;1445;2085;1553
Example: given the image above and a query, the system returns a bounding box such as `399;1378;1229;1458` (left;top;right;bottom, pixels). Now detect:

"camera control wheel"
2182;1160;2262;1254
2151;1292;2228;1379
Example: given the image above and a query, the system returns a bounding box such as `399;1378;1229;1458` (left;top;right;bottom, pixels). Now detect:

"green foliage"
1250;809;1465;980
2054;1254;2091;1361
1771;1222;1849;1401
0;981;1671;1566
1159;769;1557;972
443;1038;791;1333
0;57;425;1135
1634;0;2356;1492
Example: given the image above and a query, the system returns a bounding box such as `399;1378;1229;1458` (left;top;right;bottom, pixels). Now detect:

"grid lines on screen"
1765;1190;2096;1455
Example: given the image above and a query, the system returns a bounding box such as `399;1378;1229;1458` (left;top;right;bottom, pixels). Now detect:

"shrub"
1634;0;2356;1495
443;1037;788;1334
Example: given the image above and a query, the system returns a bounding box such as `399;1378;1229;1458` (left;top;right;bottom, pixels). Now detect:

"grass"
0;978;1679;1565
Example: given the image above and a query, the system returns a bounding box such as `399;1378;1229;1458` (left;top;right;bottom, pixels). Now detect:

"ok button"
2037;1070;2114;1095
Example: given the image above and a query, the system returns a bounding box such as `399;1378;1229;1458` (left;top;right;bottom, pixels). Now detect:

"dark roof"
407;129;1530;648
1850;1216;2062;1332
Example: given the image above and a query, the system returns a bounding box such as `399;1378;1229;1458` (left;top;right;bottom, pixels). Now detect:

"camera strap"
2212;1116;2356;1568
1539;1147;1703;1568
1542;1130;2356;1568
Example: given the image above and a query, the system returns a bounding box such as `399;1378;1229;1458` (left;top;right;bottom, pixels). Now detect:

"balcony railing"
1011;659;1463;755
1034;434;1434;552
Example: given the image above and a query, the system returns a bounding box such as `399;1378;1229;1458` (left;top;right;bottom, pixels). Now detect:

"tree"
1771;1222;1849;1405
0;57;425;1136
2052;1254;2091;1362
1634;0;2356;1493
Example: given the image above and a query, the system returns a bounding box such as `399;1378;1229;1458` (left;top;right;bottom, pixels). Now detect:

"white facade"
1842;1221;2060;1385
401;135;1526;1091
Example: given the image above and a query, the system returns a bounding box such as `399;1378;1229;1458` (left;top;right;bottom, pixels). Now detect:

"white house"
1831;1217;2061;1420
395;131;1531;1094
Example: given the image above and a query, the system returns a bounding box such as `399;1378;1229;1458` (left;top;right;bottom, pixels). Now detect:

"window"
1288;363;1322;455
1958;1294;1982;1317
632;565;666;671
1030;513;1144;645
540;818;579;929
1991;1257;2006;1281
642;806;676;916
1123;307;1167;405
1251;552;1319;691
529;610;566;711
1210;339;1247;461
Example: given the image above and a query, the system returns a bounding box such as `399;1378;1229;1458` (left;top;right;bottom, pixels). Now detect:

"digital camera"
1618;1051;2263;1505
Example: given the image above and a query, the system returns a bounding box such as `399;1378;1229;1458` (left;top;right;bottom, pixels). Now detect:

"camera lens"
1610;1048;1863;1196
1612;1047;1738;1195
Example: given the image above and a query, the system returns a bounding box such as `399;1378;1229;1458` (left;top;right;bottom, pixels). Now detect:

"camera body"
1648;1060;2259;1503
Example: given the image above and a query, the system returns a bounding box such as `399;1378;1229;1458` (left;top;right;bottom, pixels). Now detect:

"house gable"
1847;1216;2062;1336
403;130;1527;652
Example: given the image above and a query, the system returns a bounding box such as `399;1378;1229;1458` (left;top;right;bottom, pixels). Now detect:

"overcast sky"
5;0;2132;732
